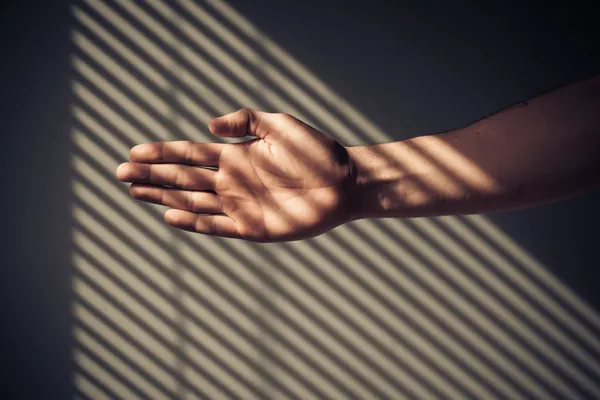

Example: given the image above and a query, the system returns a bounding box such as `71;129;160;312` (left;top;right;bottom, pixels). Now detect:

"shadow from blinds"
69;0;600;399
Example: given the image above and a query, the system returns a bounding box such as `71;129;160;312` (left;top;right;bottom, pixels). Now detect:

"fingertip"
208;118;218;134
128;183;141;197
208;115;232;137
164;208;182;224
130;143;157;162
208;108;264;138
116;162;132;181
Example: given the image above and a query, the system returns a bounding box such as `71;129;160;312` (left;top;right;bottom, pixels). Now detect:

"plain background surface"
1;1;599;398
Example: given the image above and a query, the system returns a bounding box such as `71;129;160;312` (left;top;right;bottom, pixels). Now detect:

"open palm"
116;109;357;241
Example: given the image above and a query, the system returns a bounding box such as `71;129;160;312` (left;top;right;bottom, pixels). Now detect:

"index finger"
130;141;224;166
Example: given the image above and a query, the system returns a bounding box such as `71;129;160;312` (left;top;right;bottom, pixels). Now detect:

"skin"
117;110;356;241
117;75;600;242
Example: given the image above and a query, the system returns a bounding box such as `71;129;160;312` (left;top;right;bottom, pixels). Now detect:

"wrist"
346;141;437;220
346;144;409;220
345;146;368;221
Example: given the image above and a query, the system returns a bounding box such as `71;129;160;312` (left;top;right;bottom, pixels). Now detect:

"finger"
209;108;270;138
116;162;216;190
129;141;224;166
164;209;239;238
129;184;223;214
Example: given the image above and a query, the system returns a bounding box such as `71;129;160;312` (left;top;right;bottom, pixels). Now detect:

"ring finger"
129;184;223;214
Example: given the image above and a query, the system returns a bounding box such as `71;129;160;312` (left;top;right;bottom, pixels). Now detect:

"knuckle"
243;108;260;132
158;188;165;205
183;142;194;164
184;192;196;211
174;167;187;187
209;216;218;233
158;142;165;161
214;196;223;212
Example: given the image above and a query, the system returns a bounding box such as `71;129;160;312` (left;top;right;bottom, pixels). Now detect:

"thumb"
209;108;268;138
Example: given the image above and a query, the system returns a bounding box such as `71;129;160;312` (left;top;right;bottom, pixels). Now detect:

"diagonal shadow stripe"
424;217;600;375
80;0;264;114
72;49;568;396
69;165;364;396
71;202;302;398
73;295;177;398
73;364;120;400
70;60;572;396
72;246;298;399
74;338;151;399
71;7;234;136
311;229;535;397
165;5;600;394
73;296;212;399
201;0;600;348
70;104;468;400
69;120;436;398
455;214;600;353
170;1;600;360
69;58;474;396
364;218;591;398
199;0;600;339
69;1;600;399
73;259;264;399
71;152;408;396
463;213;600;336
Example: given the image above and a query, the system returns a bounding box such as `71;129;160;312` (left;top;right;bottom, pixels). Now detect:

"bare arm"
117;76;600;241
349;75;600;219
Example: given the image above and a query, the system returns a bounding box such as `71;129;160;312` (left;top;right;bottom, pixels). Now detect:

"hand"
116;109;358;242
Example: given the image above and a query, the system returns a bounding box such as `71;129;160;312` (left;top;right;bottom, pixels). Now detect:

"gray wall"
2;0;600;398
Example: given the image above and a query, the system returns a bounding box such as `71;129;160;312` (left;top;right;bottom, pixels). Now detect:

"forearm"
348;75;600;219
